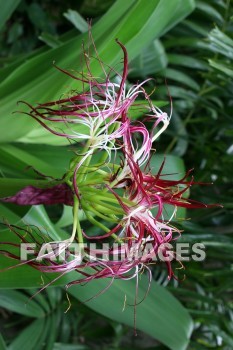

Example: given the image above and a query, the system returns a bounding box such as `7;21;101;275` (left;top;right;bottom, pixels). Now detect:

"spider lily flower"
0;223;152;290
112;154;217;211
19;40;170;162
3;40;170;207
0;38;222;292
0;220;165;296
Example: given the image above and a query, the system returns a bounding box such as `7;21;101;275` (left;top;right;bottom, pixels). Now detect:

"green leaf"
164;37;205;50
0;290;45;317
150;154;187;219
46;287;62;309
43;310;59;350
68;275;193;350
39;33;62;48
27;3;54;33
169;112;189;157
150;154;185;181
159;85;197;101
55;205;73;229
168;54;208;70
129;39;167;77
0;144;57;178
208;27;233;59
0;0;22;32
53;344;90;350
63;10;88;33
0;0;195;144
0;178;49;197
159;0;195;35
8;319;45;350
208;59;233;78
26;289;51;313
8;143;73;174
183;19;209;36
165;68;200;91
196;1;223;23
0;334;7;350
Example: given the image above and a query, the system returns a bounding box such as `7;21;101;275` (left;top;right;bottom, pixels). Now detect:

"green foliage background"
0;0;232;349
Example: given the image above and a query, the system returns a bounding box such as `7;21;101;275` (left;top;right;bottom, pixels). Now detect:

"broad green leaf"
168;54;208;70
0;205;69;289
0;290;45;317
159;0;195;35
46;287;62;309
0;202;24;223
68;275;193;350
159;85;197;101
196;1;223;22
7;143;73;174
183;19;209;36
0;144;57;178
63;10;88;33
129;39;167;77
27;3;54;33
0;178;48;197
0;251;193;350
8;319;45;350
164;37;205;50
208;59;233;78
208;27;233;59
53;344;90;350
0;0;195;144
39;33;62;48
168;287;220;305
150;154;185;181
0;334;7;350
0;0;21;32
43;310;59;350
165;68;200;91
150;154;187;219
168;112;189;157
0;30;77;83
55;205;74;228
26;289;51;313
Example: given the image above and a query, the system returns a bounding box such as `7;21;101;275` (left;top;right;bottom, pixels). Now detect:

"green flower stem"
71;196;83;245
84;199;124;215
92;204;119;217
81;201;119;223
78;179;107;187
83;209;122;243
82;168;108;176
76;152;94;183
65;139;92;183
74;169;108;187
84;210;109;231
68;122;119;184
81;189;135;207
81;190;121;203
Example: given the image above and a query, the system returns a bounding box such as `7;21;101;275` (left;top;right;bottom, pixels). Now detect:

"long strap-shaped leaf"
0;0;195;143
0;0;21;31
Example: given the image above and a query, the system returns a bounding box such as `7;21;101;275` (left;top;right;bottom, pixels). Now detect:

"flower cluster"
1;39;219;289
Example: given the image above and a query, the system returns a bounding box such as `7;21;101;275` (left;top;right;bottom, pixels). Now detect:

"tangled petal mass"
1;39;220;288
